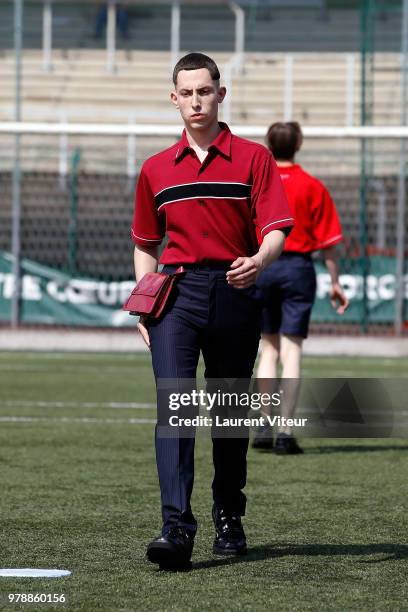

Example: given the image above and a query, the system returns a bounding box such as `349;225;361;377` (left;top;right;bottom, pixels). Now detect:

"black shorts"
256;252;317;339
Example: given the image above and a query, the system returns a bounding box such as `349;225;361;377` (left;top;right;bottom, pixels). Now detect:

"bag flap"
133;273;169;297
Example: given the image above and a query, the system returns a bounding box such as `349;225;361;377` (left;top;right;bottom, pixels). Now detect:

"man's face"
171;68;226;131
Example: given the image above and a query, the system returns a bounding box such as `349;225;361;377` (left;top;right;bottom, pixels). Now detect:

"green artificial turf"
0;353;407;611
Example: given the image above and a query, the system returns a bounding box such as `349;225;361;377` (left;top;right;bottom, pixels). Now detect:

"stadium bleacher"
0;2;403;177
0;48;402;176
0;2;402;52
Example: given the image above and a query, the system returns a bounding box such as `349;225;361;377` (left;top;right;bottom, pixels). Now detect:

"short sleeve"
251;150;294;238
311;184;343;250
130;165;165;247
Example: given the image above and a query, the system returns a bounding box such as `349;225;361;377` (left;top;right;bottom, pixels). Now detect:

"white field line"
0;365;143;373
298;407;408;416
1;401;407;417
301;370;394;377
0;416;156;424
0;400;156;409
0;353;139;360
3;365;404;377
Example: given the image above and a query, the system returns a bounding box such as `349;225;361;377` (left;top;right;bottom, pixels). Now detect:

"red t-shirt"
275;164;343;253
131;123;294;264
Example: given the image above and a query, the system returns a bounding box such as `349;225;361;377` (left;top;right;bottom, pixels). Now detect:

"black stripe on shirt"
155;182;252;209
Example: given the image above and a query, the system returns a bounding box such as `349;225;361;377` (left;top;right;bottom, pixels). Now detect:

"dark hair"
265;121;303;160
173;52;220;87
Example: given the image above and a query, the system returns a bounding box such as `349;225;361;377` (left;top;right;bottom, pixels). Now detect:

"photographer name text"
168;415;308;428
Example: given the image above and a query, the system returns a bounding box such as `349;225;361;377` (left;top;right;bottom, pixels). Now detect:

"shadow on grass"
191;543;408;571
305;444;408;454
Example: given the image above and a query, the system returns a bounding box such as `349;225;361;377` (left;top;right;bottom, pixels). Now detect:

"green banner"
0;252;406;326
0;252;134;327
313;256;408;323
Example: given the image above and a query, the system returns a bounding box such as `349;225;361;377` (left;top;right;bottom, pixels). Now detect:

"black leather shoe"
146;526;194;569
274;434;304;455
212;506;247;555
252;424;274;450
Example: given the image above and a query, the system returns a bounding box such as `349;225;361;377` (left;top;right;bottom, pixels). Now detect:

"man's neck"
276;159;295;167
185;121;222;152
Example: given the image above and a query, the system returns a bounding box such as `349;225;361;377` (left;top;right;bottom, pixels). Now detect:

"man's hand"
137;315;150;349
226;256;262;289
226;230;285;289
330;282;349;315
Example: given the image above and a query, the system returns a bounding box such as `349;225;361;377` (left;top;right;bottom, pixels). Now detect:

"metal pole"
170;0;180;70
359;0;374;334
284;54;294;121
106;0;116;74
11;0;23;328
223;60;233;124
229;1;245;70
395;0;408;335
127;114;136;180
58;111;68;190
42;0;53;72
370;179;386;251
346;53;355;126
69;149;81;276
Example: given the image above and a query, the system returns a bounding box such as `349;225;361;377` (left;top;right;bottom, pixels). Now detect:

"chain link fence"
0;128;407;332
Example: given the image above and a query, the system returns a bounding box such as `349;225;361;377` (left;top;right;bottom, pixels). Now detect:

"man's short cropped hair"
266;121;303;161
173;52;220;86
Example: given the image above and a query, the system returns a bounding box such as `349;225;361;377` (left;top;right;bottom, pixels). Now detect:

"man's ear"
218;86;227;104
170;91;179;109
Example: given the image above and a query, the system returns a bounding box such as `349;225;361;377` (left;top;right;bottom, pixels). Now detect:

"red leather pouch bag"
122;266;185;318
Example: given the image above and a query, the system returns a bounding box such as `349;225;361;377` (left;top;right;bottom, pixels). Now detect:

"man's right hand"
133;244;159;350
137;315;150;349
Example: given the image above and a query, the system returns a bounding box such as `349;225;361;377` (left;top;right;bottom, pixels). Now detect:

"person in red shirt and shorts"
253;121;349;454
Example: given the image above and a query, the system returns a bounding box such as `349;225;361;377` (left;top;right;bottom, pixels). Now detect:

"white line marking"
0;569;71;578
131;228;163;243
1;400;155;409
0;416;156;424
0;353;141;361
302;370;363;377
260;217;295;233
0;365;147;373
318;234;343;247
157;195;249;210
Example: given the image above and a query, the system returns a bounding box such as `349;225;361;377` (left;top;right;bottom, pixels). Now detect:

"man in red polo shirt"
131;53;294;569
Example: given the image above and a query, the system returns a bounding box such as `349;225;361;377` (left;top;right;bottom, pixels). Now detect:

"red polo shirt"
131;123;294;264
277;164;343;253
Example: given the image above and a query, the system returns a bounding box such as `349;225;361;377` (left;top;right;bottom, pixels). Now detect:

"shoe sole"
147;542;191;568
158;560;192;571
252;442;274;450
274;448;304;455
213;543;247;556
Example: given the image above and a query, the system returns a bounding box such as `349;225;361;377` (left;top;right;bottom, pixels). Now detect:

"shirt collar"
173;122;232;162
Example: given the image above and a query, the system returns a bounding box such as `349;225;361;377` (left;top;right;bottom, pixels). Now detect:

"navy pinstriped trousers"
148;265;262;535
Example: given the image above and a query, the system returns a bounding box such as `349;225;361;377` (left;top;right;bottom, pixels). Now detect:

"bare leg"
252;334;280;449
256;333;280;418
279;334;303;435
257;333;280;379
